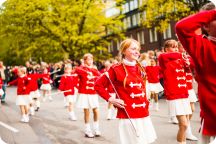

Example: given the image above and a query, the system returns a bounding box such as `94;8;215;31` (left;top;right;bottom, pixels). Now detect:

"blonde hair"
18;66;27;74
83;53;93;61
164;39;178;52
118;38;146;88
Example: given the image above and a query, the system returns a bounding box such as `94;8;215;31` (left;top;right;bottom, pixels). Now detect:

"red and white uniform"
8;75;31;105
28;73;44;98
0;78;4;96
145;66;163;93
40;74;52;91
95;59;156;144
75;66;100;108
59;74;77;104
159;52;192;116
176;10;216;136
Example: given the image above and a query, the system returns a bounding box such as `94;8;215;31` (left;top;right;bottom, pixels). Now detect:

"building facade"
106;0;176;56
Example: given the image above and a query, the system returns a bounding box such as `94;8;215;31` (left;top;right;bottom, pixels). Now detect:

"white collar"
123;59;136;66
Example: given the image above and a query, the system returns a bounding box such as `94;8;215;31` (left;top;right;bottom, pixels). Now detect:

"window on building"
149;28;158;43
134;0;138;9
142;11;146;21
123;18;127;29
163;24;172;39
125;3;129;13
126;16;131;28
137;31;145;44
116;39;120;50
130;0;134;11
136;13;140;25
132;14;137;26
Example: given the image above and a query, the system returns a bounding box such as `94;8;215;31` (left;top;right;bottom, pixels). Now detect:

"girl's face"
150;59;156;66
123;42;140;61
84;56;93;66
65;67;72;74
18;69;25;76
166;42;178;53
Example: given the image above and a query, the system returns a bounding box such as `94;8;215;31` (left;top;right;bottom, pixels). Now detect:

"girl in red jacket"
95;39;156;144
145;58;163;111
28;71;44;113
40;68;52;102
59;65;77;121
178;42;198;141
8;66;31;123
176;2;216;144
159;39;192;144
101;60;117;120
75;53;101;138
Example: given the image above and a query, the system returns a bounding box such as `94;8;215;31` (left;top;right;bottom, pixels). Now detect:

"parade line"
0;121;19;133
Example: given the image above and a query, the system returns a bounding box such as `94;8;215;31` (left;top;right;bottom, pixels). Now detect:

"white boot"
42;97;46;102
35;100;40;111
93;121;101;137
85;123;94;138
49;96;53;101
112;108;117;120
149;99;154;109
186;122;198;141
69;111;77;121
24;114;29;123
168;116;178;124
154;102;159;111
107;109;112;120
63;98;68;107
30;106;35;115
20;115;26;123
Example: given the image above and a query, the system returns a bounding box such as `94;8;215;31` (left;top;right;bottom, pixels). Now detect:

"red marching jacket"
185;57;195;90
41;74;52;84
145;66;161;83
176;10;216;136
58;74;76;96
159;52;189;100
0;78;3;89
75;66;100;94
8;76;31;95
95;63;149;119
28;73;44;92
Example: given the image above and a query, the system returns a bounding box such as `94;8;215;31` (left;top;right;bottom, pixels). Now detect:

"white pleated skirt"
148;83;164;93
65;95;76;105
167;98;192;117
76;94;99;109
146;82;151;100
30;90;41;98
119;116;157;144
0;89;4;95
16;95;31;106
40;84;52;91
188;89;198;103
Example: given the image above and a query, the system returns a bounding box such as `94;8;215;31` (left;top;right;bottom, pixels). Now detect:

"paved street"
1;87;201;144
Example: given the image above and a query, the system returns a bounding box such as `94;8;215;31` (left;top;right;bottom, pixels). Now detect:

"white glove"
108;97;126;108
